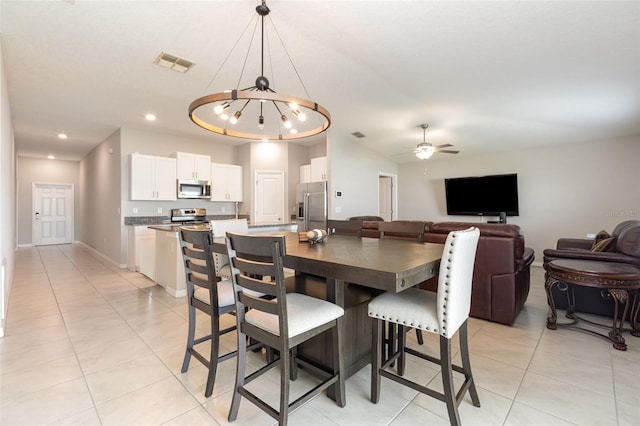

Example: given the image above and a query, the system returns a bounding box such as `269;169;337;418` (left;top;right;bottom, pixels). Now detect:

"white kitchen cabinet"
127;226;156;280
174;152;211;181
299;164;311;183
130;153;176;200
211;163;243;202
310;156;328;181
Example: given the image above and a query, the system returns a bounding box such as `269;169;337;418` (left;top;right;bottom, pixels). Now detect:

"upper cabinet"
174;152;211;181
299;164;311;183
211;163;243;202
310;156;328;181
130;153;177;200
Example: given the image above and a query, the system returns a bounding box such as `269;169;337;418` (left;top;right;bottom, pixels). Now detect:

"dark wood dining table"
213;232;443;384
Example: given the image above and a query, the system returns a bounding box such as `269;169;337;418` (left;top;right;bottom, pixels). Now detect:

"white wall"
79;130;122;265
396;136;640;263
327;131;398;219
0;38;17;337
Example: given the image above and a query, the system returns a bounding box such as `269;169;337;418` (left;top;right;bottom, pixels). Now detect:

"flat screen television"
444;173;519;216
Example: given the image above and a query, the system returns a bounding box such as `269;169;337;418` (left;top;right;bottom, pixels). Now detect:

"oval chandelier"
189;1;331;141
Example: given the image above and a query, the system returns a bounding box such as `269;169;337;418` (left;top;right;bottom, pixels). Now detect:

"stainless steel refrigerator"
296;181;328;232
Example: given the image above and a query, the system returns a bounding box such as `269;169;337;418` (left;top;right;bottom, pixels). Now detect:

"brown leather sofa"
348;219;535;325
421;222;535;325
543;220;640;317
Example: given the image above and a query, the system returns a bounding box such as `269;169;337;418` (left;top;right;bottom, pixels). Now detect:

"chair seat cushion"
194;280;265;307
368;288;440;335
246;293;344;338
194;279;235;307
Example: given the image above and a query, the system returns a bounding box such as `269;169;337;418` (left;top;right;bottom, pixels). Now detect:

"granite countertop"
147;222;298;233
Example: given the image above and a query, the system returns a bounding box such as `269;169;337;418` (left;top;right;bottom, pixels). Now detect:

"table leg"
606;289;628;351
326;277;345;402
545;275;560;330
631;290;640;337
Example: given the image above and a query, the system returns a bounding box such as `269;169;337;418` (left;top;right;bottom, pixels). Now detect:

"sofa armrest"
556;238;593;250
543;248;640;266
519;247;535;270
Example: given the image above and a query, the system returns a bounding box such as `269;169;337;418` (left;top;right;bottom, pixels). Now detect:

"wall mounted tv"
444;173;519;216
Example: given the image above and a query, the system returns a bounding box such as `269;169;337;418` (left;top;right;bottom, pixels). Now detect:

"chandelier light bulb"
290;128;298;134
258;115;265;129
288;102;299;110
220;113;229;121
214;102;230;115
281;114;292;129
230;111;241;124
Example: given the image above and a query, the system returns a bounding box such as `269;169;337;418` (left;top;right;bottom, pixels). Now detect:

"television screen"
444;173;519;216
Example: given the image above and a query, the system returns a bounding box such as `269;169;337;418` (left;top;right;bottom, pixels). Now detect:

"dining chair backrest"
209;219;249;278
328;219;363;237
209;218;249;237
378;221;426;242
437;226;480;338
179;227;217;304
225;232;289;339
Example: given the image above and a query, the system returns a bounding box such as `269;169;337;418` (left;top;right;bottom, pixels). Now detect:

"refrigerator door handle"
304;192;310;230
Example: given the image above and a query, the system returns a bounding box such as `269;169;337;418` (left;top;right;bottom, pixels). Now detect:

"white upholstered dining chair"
368;226;481;426
209;219;249;279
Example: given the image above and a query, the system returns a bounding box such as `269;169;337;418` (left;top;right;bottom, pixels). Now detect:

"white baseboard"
16;243;35;248
75;242;128;269
531;261;543;268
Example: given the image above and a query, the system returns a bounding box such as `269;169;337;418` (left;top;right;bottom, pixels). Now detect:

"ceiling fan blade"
437;150;459;154
434;144;453;149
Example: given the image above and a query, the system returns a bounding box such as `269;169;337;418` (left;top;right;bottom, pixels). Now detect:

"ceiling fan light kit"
188;1;331;141
413;124;459;160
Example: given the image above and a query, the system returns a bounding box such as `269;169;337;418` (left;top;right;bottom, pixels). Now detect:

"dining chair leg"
181;304;196;373
371;317;382;404
290;347;298;381
459;320;481;407
280;347;291;426
227;330;247;422
397;324;406;376
416;329;424;345
440;335;461;426
204;312;221;398
332;320;346;407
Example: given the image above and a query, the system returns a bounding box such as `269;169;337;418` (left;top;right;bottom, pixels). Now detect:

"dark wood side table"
544;259;640;351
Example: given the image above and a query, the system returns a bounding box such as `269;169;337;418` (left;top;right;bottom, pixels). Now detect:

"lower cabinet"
128;226;156;280
154;230;187;297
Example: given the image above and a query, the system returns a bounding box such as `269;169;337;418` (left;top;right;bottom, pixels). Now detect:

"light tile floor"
2;244;639;425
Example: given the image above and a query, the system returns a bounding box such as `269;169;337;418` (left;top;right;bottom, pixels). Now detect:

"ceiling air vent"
154;52;195;73
351;131;366;138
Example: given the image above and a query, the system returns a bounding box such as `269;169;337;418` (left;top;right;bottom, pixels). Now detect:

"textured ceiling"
1;1;638;162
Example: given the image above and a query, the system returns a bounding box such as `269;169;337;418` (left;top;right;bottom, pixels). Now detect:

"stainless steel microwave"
177;179;211;199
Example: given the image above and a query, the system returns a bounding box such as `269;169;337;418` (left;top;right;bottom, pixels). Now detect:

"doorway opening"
378;173;397;221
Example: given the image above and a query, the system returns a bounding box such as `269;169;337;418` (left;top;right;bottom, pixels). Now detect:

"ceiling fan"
412;124;459;159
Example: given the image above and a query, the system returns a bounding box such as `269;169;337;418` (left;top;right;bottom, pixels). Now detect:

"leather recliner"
543;220;640;317
421;222;535;325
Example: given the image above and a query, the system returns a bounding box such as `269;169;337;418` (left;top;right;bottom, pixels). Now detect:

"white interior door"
254;171;284;224
379;175;393;221
33;184;74;245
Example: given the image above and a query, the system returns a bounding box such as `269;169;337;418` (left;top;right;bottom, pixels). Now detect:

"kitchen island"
148;222;298;297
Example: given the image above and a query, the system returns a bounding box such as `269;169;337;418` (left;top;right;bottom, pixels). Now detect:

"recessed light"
48;155;55;160
58;133;68;139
